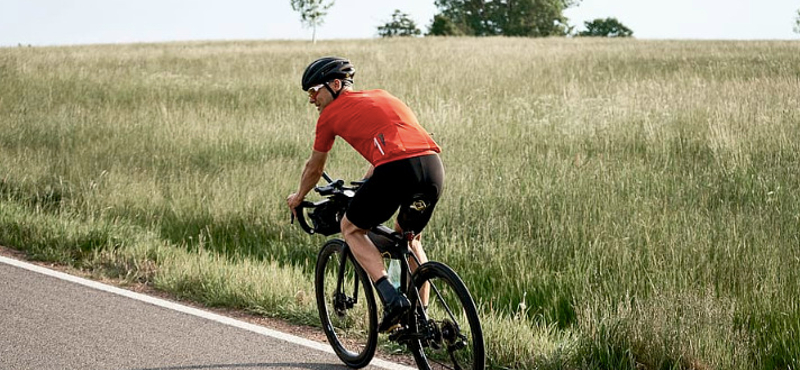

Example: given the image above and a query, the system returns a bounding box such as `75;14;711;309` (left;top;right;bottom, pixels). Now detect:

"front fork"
333;245;358;316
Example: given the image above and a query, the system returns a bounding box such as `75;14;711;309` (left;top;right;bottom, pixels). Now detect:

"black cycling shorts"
346;154;444;234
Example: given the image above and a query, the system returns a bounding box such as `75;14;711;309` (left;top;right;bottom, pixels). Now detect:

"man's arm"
287;150;328;214
364;165;375;180
297;150;328;198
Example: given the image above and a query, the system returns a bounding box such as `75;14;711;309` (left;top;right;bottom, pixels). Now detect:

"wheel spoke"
428;280;463;330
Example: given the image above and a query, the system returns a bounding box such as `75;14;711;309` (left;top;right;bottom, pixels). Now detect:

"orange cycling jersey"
313;89;441;167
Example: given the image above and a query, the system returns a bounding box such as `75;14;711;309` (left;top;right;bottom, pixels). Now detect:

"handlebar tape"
292;201;316;234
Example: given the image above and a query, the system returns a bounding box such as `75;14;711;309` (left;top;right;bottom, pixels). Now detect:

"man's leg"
342;214;410;332
341;215;386;282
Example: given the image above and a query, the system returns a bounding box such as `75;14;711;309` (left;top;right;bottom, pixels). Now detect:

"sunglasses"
308;84;325;99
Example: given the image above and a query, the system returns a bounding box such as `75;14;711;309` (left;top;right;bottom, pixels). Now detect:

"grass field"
1;37;799;369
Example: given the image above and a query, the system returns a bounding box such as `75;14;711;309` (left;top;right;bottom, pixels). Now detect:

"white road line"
0;255;415;370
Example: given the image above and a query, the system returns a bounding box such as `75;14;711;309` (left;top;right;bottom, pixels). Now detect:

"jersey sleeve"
313;117;335;153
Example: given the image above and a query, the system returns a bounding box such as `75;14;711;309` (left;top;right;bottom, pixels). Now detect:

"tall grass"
2;38;799;369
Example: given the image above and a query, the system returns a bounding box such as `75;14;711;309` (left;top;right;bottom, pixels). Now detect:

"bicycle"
292;173;485;370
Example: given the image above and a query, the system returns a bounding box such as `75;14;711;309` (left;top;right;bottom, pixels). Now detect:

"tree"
497;0;575;37
427;14;465;36
378;10;421;37
430;0;501;36
794;9;800;34
429;0;579;37
578;17;633;37
290;0;335;43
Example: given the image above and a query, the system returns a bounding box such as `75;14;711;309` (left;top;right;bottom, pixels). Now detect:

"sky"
1;0;799;47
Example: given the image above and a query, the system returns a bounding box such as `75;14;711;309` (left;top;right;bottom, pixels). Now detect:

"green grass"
2;37;799;369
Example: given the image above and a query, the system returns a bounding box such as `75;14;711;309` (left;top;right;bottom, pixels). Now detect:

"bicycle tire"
314;239;379;368
407;261;485;370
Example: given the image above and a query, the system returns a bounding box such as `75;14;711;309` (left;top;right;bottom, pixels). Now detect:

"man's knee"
341;215;367;237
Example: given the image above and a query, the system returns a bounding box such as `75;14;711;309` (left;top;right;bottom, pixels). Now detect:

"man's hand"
286;193;303;217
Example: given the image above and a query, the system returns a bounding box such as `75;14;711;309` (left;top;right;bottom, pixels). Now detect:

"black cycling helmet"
301;56;355;91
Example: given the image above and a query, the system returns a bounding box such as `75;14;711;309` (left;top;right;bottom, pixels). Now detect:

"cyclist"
287;56;444;332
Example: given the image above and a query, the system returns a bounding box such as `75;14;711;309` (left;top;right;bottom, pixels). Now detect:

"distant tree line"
377;2;634;39
289;0;637;41
426;0;579;37
577;18;633;37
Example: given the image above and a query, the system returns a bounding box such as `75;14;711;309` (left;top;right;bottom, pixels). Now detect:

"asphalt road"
0;256;409;370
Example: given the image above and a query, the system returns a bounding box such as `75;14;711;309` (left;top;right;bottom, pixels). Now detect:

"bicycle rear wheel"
314;239;378;368
408;261;485;370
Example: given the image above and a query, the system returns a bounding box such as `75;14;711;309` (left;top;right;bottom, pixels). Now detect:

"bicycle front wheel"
314;239;378;368
408;261;485;370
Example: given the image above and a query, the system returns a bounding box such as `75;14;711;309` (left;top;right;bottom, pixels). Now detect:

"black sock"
374;276;398;306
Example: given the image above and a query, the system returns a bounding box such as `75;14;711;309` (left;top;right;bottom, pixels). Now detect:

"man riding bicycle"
286;56;444;332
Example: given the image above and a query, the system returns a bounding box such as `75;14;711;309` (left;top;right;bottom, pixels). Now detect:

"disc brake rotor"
441;319;467;351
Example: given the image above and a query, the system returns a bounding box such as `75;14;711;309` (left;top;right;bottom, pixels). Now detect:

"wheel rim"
319;248;375;361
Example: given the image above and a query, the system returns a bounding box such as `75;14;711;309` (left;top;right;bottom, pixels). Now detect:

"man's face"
308;80;340;113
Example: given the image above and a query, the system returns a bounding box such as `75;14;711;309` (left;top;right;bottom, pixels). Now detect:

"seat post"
404;231;417;244
401;231;416;255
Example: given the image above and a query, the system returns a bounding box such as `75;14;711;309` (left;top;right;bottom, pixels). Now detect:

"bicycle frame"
369;227;471;343
368;227;426;316
333;227;426;323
